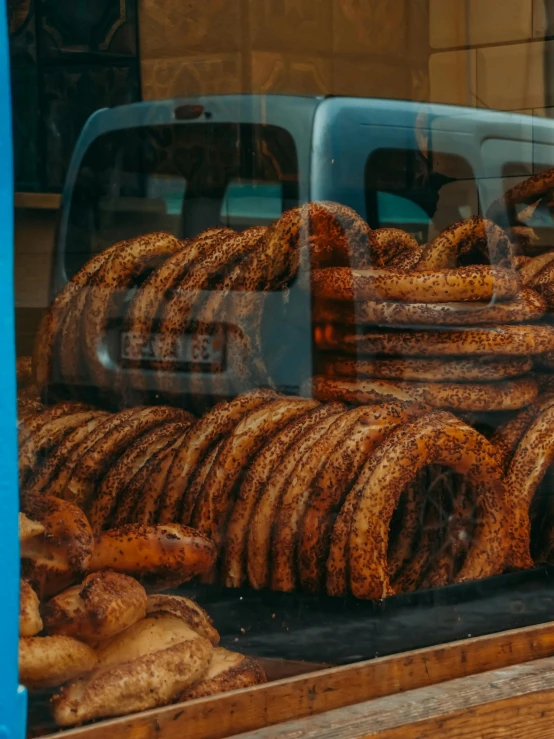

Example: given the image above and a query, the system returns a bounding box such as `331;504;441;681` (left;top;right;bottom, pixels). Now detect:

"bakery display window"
9;3;554;737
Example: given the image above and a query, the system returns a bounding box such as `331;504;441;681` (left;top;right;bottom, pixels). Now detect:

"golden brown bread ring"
110;435;180;529
43;571;147;645
21;495;94;585
32;240;122;393
519;251;554;285
312;289;546;327
189;227;268;411
88;422;183;533
146;594;219;645
18;401;93;447
302;201;378;269
19;635;97;690
310;265;519;303
18;410;105;489
20;580;42;637
247;405;345;590
348;411;508;599
160;390;277;525
372;228;419;266
261;202;377;279
122;229;233;396
221;400;320;588
310;375;538;412
214;222;312;400
327;458;435;597
178;648;266;701
387;475;427;582
318;355;533;383
131;433;188;526
214;203;378;399
389;246;424;270
191;398;316;561
214;206;382;397
489;396;554;470
57;286;91;392
271;406;383;593
487;166;554;225
314;323;554;357
298;402;424;594
24;413;111;499
81;232;182;393
88;524;216;587
504;400;554;569
43;408;144;499
415;216;515;271
208;215;322;402
181;439;225;527
63;406;193;512
154;229;266;397
52;637;212;726
212;254;283;402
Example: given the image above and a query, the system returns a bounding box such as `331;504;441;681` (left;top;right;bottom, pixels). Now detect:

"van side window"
364;147;433;241
365;146;477;242
221;181;284;228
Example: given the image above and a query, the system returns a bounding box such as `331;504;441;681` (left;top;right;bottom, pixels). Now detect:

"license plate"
120;330;225;372
176;333;225;365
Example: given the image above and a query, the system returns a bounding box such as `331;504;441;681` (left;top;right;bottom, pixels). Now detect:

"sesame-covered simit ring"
346;411;509;599
313;324;554;357
309;265;519;303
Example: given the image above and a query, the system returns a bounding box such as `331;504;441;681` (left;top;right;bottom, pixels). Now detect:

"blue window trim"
0;1;26;737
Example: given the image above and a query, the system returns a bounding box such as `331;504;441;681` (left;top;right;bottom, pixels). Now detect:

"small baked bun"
179;648;266;701
20;580;43;637
96;613;202;666
88;524;216;586
19;635;97;690
52;637;212;726
43;571;147;645
20;495;94;598
146;594;219;645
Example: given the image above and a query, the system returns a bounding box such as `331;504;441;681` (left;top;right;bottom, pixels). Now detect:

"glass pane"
11;4;554;737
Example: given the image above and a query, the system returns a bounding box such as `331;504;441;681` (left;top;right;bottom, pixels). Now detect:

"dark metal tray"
177;567;554;665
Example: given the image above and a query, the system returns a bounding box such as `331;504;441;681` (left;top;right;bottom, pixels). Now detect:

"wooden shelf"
15;193;61;210
236;655;554;738
40;620;554;739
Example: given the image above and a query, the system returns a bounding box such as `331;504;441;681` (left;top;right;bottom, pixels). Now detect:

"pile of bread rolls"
19;435;265;730
20;570;264;729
